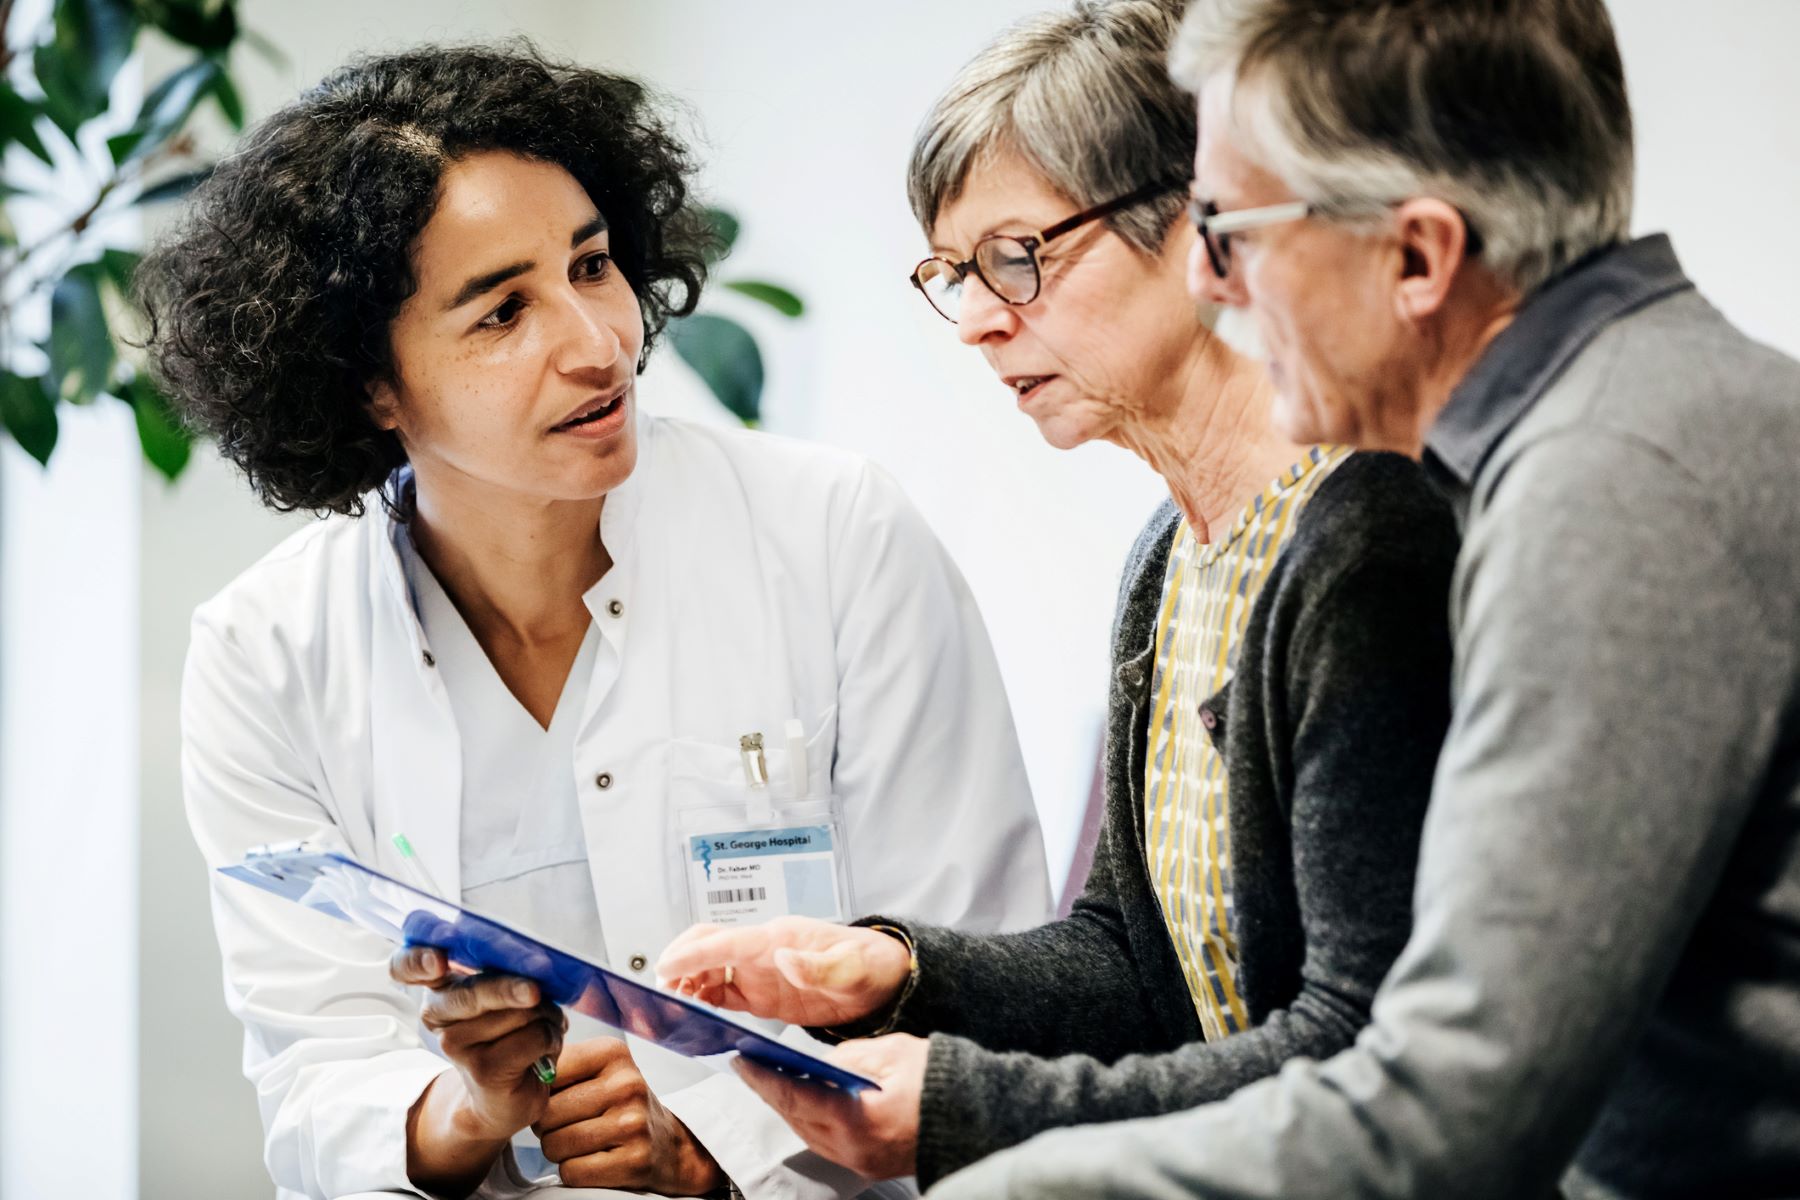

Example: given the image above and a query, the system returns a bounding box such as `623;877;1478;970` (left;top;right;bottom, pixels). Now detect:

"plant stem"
2;130;194;303
0;0;18;77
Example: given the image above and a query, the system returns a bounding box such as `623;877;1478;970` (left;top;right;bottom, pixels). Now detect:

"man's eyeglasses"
911;178;1186;323
1187;196;1313;280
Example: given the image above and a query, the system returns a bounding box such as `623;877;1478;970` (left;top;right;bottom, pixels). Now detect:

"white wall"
108;2;1800;1196
1;6;143;1193
1;410;140;1200
1613;0;1800;360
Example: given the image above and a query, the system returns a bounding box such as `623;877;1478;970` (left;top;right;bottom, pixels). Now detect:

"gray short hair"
1170;0;1635;294
908;0;1193;253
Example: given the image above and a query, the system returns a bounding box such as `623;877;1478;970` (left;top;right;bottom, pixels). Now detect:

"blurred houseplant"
669;205;804;427
0;0;254;480
0;1;795;476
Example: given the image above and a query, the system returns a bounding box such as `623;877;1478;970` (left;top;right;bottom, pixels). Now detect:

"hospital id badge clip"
678;720;853;927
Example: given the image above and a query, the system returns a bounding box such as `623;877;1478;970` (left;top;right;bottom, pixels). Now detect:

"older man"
930;1;1800;1198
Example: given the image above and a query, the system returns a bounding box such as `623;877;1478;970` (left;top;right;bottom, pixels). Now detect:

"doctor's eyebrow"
442;213;612;311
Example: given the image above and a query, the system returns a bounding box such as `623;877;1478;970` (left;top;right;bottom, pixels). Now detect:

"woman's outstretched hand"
655;916;912;1029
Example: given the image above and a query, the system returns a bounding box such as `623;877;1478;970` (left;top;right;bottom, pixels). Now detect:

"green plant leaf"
669;313;762;425
33;42;92;138
137;0;239;52
0;86;55;166
48;264;115;404
208;67;244;129
121;374;192;479
0;373;59;466
110;57;222;166
105;129;141;161
133;165;213;204
53;0;141;112
700;207;740;265
723;280;805;318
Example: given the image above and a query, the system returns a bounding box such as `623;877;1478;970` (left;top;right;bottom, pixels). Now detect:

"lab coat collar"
374;469;432;666
362;414;657;900
366;499;465;902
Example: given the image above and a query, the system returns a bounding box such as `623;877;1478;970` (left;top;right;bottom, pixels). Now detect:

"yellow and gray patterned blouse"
1144;445;1349;1039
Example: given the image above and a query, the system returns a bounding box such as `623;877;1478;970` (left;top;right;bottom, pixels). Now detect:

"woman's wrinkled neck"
1111;333;1311;543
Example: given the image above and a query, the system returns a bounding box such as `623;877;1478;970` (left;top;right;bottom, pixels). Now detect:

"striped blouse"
1143;445;1349;1039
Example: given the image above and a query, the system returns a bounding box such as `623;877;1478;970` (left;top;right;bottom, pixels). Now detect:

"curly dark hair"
138;42;712;516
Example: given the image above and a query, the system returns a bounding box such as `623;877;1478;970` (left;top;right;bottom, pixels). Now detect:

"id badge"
678;798;851;926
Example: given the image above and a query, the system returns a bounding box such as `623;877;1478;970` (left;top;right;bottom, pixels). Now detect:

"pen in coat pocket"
785;717;809;800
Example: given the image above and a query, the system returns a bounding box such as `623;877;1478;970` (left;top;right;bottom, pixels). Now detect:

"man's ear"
365;378;402;432
1391;197;1474;324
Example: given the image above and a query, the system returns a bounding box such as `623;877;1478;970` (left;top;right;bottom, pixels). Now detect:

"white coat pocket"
666;708;853;927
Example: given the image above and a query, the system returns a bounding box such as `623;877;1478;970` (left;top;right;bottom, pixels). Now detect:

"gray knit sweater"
850;451;1460;1187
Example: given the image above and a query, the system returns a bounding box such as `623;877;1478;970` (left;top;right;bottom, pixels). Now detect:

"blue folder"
220;844;877;1095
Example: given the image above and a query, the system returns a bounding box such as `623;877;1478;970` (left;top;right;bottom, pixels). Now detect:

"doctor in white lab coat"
148;45;1049;1200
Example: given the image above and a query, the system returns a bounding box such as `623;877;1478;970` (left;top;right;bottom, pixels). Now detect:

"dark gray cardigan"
850;451;1460;1187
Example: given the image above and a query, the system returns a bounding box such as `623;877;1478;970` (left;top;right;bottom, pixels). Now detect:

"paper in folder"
220;843;878;1095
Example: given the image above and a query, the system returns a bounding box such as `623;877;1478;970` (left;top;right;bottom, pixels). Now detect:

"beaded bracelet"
822;922;920;1040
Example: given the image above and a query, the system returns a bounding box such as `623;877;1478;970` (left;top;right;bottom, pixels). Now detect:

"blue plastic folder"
220;844;878;1095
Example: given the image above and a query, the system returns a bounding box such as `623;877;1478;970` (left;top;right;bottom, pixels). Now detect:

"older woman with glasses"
658;0;1460;1188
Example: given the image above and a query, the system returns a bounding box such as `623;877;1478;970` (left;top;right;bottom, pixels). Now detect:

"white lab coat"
182;414;1051;1200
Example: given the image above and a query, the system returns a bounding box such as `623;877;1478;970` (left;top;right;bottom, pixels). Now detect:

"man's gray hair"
908;0;1193;253
1170;0;1635;294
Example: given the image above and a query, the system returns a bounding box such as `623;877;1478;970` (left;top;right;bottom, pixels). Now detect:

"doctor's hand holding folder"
224;841;879;1196
391;945;724;1197
379;836;723;1196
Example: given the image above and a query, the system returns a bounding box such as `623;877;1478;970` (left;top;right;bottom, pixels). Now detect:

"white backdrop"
0;1;1791;1196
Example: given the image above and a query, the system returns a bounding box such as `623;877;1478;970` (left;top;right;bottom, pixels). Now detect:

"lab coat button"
629;954;648;972
606;599;624;617
595;772;613;790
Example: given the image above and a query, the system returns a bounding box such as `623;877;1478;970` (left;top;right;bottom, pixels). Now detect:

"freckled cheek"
434;351;540;437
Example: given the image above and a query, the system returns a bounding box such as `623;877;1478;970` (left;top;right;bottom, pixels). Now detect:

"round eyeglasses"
910;178;1186;323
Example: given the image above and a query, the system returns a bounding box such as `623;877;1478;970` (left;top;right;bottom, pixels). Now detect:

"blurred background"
0;0;1795;1196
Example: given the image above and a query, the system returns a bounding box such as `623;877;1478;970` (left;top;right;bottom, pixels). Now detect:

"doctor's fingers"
390;944;453;987
418;972;545;1026
429;998;565;1055
555;1139;657;1190
536;1060;650;1135
447;1013;566;1090
546;1036;633;1092
536;1100;651;1165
